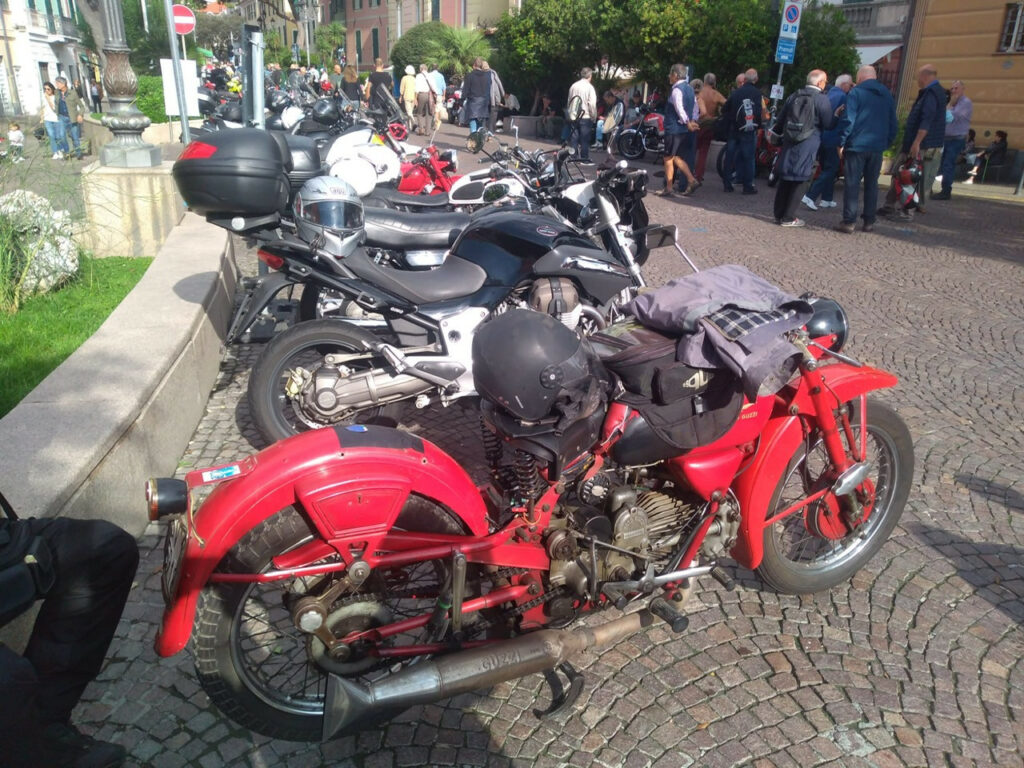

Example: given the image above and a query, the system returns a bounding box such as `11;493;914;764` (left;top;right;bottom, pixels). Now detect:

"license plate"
162;516;188;604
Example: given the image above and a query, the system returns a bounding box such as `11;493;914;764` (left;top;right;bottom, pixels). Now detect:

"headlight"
804;296;849;353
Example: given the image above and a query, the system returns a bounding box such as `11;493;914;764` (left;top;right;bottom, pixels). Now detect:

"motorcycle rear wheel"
247;320;405;444
756;399;913;594
193;499;472;741
617;130;646;161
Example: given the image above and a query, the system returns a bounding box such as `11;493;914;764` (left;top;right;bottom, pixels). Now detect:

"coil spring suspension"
514;450;543;504
480;415;503;469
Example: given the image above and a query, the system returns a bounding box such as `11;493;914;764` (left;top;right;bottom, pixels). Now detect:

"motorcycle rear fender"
155;425;488;657
729;363;898;570
227;271;297;343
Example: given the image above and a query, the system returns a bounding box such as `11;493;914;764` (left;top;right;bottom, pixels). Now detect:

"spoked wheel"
756;398;914;594
617;130;646;161
247;319;408;444
766;152;781;187
193;498;476;741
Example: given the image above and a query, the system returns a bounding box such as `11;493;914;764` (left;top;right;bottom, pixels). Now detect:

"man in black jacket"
1;508;138;768
879;64;945;218
720;69;764;194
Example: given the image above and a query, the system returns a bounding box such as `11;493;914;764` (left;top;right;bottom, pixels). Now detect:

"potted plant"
881;111;907;175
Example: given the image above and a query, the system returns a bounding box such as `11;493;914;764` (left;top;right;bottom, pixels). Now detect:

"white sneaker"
51;152;61;159
963;177;974;185
801;195;818;211
935;175;943;184
820;200;838;208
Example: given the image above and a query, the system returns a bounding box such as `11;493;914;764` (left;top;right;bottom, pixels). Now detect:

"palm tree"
425;26;492;79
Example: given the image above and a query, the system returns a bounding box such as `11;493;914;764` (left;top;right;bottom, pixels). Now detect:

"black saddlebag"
173;128;290;216
591;320;743;451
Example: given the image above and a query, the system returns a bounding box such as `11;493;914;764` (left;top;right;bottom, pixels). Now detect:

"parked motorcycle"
148;275;913;742
616;105;665;161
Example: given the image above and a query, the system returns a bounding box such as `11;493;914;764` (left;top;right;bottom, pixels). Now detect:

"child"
7;123;24;163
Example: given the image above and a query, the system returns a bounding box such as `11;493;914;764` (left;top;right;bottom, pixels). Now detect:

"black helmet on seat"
312;98;340;125
473;309;609;425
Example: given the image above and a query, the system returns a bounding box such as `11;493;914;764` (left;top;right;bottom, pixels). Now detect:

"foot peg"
602;584;628;611
710;566;736;591
649;597;689;634
533;662;584;720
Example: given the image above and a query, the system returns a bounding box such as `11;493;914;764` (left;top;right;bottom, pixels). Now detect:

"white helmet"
293;176;365;259
328;157;379;196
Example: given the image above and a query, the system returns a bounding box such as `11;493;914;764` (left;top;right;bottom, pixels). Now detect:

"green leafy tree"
195;14;243;59
390;21;447;80
123;0;171;75
493;0;598;114
264;29;291;68
424;26;491;80
779;0;858;96
315;22;347;68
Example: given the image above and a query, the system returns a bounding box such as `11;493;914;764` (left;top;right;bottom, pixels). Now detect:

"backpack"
736;98;757;132
567;94;583;122
782;92;817;145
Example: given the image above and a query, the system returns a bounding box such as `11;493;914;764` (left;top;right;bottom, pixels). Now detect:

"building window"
1000;2;1024;52
355;29;361;63
371;27;379;60
431;0;439;20
352;0;362;9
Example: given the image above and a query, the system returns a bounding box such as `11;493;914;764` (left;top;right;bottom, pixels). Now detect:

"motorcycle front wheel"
617;130;646;160
192;499;473;741
247;319;406;444
766;153;781;187
756;398;914;594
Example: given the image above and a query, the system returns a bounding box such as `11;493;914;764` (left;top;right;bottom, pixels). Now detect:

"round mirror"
466;130;486;154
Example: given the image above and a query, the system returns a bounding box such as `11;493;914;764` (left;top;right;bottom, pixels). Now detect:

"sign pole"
163;0;192;144
772;1;802;111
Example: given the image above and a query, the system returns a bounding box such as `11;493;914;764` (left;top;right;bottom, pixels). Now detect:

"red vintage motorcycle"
148;269;913;742
396;144;461;195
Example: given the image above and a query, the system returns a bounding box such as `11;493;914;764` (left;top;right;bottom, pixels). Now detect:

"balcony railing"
841;0;909;41
60;15;79;39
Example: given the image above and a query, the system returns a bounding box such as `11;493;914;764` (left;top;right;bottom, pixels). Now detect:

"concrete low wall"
0;213;235;535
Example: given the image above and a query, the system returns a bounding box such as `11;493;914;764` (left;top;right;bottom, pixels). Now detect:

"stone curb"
0;212;235;537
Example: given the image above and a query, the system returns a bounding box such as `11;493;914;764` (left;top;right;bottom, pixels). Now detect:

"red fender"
729;362;898;570
155;425;488;657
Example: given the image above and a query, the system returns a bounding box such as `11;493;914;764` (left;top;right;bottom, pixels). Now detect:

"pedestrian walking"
802;73;853;210
772;69;836;227
54;77;85;160
400;65;417;120
340;65;361;103
931;79;972;200
483;61;505;132
462;57;492;133
364;58;394;112
90;80;102;114
40;82;65;159
879;64;945;217
658;63;699;197
414;64;435;136
833;65;898;233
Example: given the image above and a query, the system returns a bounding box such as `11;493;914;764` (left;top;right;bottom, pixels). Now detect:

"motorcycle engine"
546;483;705;603
528;277;582;329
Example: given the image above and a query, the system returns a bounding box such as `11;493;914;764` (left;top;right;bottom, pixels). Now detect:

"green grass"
0;255;152;418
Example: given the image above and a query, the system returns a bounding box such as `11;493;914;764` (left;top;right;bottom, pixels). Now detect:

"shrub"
0;215;31;313
390;22;447;80
135;75;171;125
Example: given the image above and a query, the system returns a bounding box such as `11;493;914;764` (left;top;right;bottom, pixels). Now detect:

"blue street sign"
775;38;796;64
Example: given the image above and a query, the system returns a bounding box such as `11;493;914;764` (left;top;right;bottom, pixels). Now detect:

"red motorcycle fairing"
729;362;898;570
154;425;489;658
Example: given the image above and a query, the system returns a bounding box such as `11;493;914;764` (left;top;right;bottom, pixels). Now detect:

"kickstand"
532;662;585;720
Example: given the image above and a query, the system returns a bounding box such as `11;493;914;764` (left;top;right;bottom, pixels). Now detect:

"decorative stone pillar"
99;0;162;167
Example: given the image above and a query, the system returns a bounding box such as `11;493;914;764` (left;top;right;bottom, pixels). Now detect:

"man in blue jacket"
879;63;945;217
802;73;853;210
834;65;898;233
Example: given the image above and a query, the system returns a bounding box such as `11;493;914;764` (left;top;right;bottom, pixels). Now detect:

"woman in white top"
41;82;66;159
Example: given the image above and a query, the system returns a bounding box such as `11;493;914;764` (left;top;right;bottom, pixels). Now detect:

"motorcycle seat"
368;187;453;209
363;208;469;250
344;248;486;304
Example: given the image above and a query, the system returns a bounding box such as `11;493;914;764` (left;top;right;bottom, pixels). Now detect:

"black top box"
173;128;290;217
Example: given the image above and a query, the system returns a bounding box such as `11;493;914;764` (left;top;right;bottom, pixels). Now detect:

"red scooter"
396;144;461;195
149;275;913;742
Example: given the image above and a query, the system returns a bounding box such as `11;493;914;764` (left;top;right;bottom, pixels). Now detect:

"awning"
856;43;901;65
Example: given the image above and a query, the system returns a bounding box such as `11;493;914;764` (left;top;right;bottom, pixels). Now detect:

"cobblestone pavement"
76;124;1023;767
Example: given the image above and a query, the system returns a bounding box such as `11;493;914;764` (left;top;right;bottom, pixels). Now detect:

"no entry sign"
172;4;196;35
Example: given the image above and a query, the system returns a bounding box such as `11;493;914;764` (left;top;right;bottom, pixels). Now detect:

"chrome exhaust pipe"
322;610;655;740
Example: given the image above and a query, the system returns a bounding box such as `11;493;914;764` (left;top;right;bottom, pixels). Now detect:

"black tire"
617;130;646;161
193;499;469;741
756;398;914;595
716;146;727;179
247;319;406;444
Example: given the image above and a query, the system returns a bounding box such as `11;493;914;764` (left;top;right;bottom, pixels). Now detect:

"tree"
315;22;347;68
264;29;291;68
424;26;491;80
195;14;243;60
390;21;447;80
123;0;171;75
780;0;858;96
493;0;598;114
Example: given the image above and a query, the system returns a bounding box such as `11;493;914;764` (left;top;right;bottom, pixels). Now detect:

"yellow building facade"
900;0;1024;144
